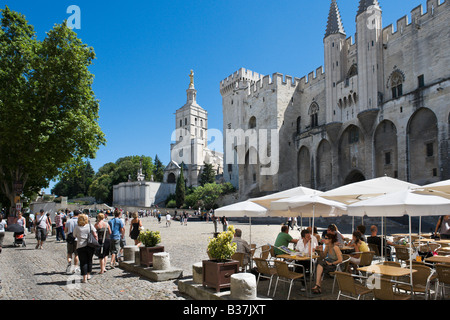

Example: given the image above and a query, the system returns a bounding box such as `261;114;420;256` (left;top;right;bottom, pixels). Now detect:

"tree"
175;165;185;208
198;162;216;186
153;154;165;182
51;162;95;198
193;183;224;210
0;7;105;214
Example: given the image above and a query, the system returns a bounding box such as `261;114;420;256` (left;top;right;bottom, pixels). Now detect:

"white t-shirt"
0;220;6;233
295;236;319;255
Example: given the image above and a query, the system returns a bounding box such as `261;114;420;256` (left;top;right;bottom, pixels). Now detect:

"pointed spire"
325;0;346;38
357;0;381;16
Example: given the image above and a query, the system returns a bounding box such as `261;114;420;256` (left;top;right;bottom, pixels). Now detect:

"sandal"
312;285;321;294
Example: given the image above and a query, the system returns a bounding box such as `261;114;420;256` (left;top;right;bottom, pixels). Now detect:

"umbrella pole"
381;216;384;261
310;204;315;293
409;215;413;292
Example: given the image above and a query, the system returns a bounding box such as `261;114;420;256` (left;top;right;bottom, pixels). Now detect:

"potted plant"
202;225;239;292
138;230;164;267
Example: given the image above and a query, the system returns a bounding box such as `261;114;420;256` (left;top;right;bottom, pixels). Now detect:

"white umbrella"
270;194;348;291
214;201;269;250
249;186;321;209
321;176;419;204
347;189;450;287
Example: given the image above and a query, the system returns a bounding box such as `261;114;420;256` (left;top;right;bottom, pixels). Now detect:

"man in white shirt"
296;229;318;255
166;212;171;227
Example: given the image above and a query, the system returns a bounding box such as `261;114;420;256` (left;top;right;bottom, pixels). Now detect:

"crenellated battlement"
221;66;325;98
382;0;448;44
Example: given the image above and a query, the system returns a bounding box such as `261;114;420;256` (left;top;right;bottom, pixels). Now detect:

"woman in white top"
73;214;98;283
0;215;7;253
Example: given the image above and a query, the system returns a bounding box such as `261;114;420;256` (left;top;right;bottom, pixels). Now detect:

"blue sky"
1;0;429;190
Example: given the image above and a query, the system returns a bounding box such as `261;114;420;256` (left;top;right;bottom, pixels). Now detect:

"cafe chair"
372;278;411;300
394;245;411;266
272;260;306;300
368;243;381;262
253;257;278;296
435;264;450;300
331;254;351;294
231;252;246;272
333;271;371;300
396;264;437;300
260;245;271;260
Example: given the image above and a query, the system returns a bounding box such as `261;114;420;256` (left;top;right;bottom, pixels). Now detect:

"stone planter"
139;245;165;267
202;259;239;292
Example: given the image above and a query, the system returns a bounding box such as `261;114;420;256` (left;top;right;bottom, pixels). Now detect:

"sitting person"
296;228;318;256
323;224;345;247
347;231;369;272
312;233;343;294
232;228;251;266
367;225;395;260
356;225;367;243
274;225;298;256
308;226;322;245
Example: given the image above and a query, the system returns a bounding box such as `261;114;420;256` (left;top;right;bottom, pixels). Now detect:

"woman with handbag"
94;213;111;274
73;214;98;283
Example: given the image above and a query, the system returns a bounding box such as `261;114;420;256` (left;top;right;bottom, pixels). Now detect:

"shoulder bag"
87;223;101;248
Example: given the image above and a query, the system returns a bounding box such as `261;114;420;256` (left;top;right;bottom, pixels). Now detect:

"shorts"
110;239;121;254
35;228;47;241
67;241;78;256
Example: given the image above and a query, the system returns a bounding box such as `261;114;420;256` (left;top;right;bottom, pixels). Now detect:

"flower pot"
202;259;239;292
139;245;165;267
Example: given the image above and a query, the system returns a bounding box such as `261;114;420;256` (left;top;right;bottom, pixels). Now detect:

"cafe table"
436;240;450;247
357;265;417;278
277;254;320;261
425;255;450;264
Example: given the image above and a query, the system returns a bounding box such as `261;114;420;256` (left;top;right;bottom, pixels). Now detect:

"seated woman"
312;233;342;294
347;231;369;272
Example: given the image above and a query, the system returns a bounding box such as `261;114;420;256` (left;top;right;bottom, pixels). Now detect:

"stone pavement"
0;215;440;301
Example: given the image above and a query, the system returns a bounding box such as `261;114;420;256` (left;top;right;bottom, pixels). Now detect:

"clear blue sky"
1;0;428;191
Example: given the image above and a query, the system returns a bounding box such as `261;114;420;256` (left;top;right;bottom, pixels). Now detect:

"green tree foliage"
175;165;185;208
51;162;95;198
153;154;165;182
198;162;216;186
0;7;105;212
88;155;154;204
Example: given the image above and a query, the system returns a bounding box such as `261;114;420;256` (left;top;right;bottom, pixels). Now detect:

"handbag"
87;224;101;249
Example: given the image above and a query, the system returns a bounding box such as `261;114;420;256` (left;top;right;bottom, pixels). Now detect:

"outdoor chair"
253;257;278;296
396;264;437;300
435;264;450;300
272;260;306;300
354;251;375;278
231;252;246;272
260;245;271;260
394;245;411;266
333;271;371;300
368;243;381;262
331;254;351;293
372;278;411;300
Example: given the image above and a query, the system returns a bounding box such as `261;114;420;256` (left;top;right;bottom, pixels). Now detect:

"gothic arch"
374;120;398;178
338;125;366;186
249;116;257;129
407;108;439;184
167;173;176;184
298;146;311;187
316;140;332;190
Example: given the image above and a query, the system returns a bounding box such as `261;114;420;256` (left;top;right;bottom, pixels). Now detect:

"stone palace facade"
220;0;450;199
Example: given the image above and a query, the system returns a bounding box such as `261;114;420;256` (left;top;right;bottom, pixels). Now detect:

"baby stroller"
8;224;26;247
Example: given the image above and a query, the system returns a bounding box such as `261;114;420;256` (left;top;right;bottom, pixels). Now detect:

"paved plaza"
0;215;442;301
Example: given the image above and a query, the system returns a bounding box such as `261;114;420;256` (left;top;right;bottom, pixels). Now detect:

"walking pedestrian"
54;211;66;242
34;209;49;249
165;212;171;227
221;216;228;232
129;212;142;246
65;210;80;274
73;214;98;283
108;210;124;269
0;215;7;254
94;213;111;274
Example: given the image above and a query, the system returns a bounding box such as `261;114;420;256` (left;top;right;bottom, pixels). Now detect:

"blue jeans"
56;226;65;241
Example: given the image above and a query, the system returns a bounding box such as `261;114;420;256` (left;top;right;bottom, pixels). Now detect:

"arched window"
309;103;319;128
296;116;301;134
389;71;404;99
249;116;257;129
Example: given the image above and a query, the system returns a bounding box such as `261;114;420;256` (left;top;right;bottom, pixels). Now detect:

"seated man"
274;225;298;256
296;229;318;256
324;224;345;248
367;225;395;260
232;228;251;266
